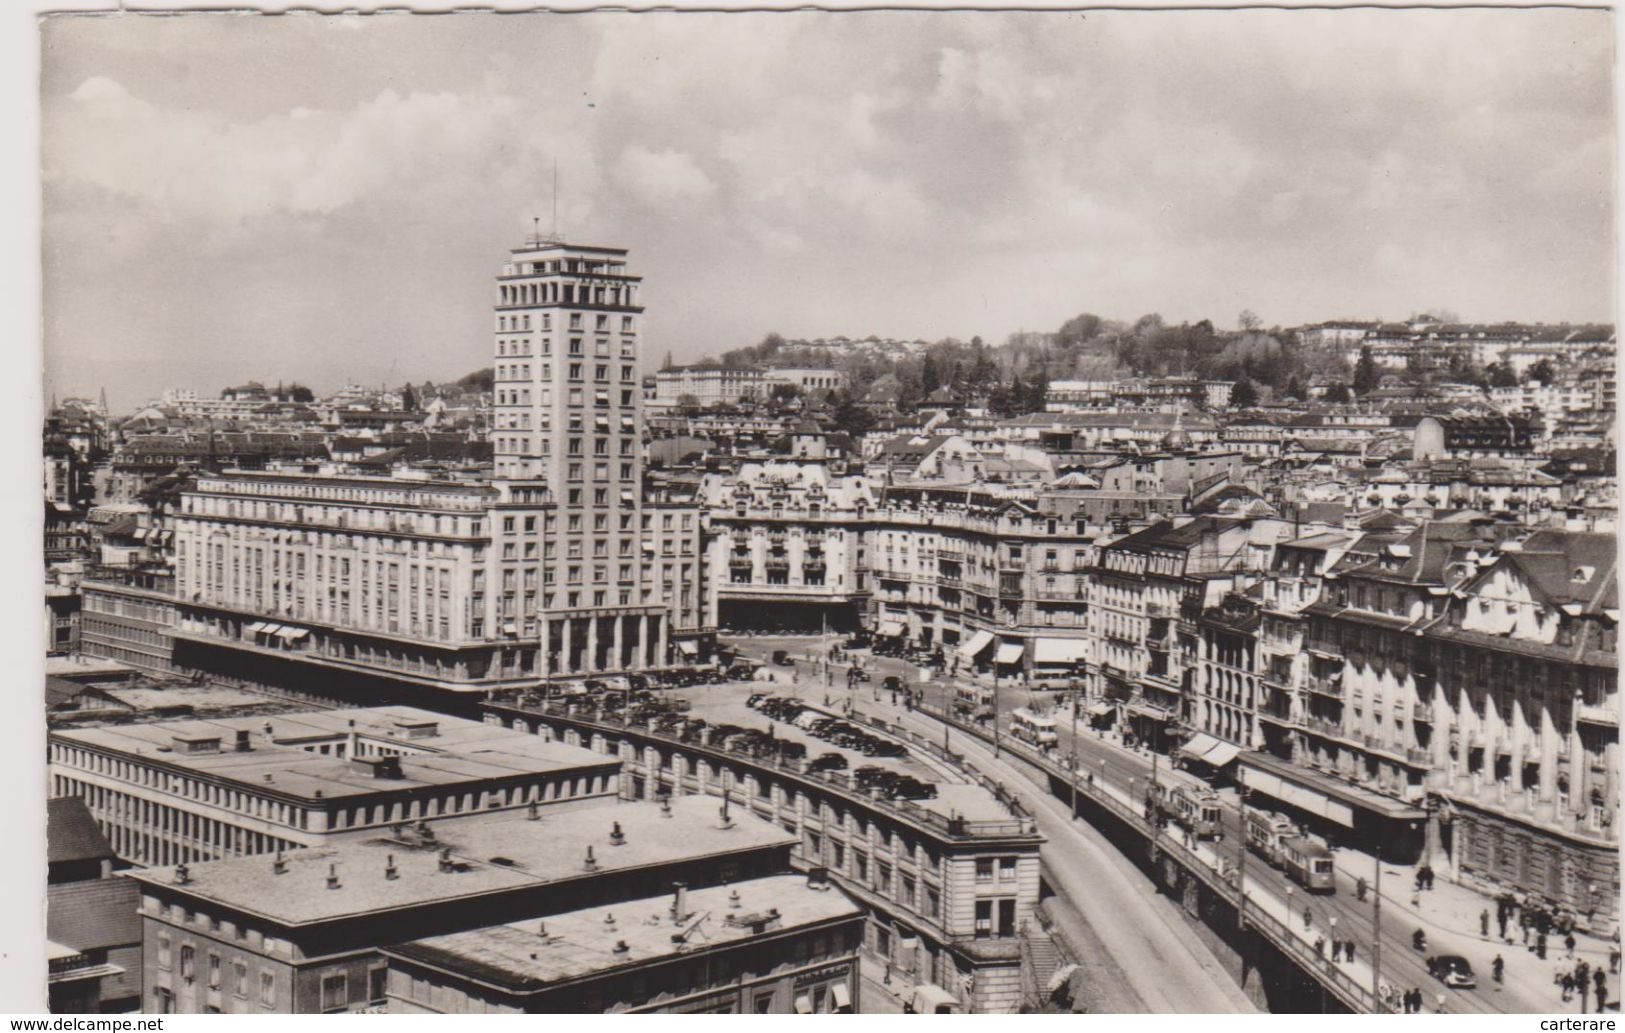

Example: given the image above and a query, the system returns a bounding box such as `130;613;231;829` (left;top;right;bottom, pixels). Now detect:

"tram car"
1279;835;1337;893
1244;809;1298;866
1153;767;1224;840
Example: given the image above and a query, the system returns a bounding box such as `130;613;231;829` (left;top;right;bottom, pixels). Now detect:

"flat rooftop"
127;795;799;927
52;706;617;802
385;874;860;992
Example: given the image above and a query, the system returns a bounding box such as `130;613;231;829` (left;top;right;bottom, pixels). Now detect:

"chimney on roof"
264;722;274;738
584;846;599;872
326;863;341;890
416;821;436;844
613;940;630;955
347;718;359;759
604;912;616;930
660;795;673;819
806;866;831;892
536;921;548;939
610;821;626;846
527;801;540;821
728;886;741;910
385;853;398;881
272;849;287;875
437;847;454;873
235;729;252;753
718;792;734;830
671;882;689;923
174;863;191;886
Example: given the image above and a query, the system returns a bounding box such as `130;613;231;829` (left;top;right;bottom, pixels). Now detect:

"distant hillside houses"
777;335;931;359
1291;320;1615;373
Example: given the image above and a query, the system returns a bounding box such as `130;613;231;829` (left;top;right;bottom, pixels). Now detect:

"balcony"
939;576;965;590
1034;590;1087;602
1577;702;1619;728
1412;702;1433;723
728;555;753;569
1258;697;1295;723
998;576;1023;600
764;556;790;571
1306;674;1344;699
1303;716;1347;740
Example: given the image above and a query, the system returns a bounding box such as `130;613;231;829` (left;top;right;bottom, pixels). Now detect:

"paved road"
724;636;1625;1013
724;636;1256;1012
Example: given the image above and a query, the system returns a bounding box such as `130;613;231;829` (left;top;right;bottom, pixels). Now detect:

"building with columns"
165;238;683;703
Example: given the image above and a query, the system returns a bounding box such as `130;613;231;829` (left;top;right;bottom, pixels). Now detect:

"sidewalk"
858;954;907;1014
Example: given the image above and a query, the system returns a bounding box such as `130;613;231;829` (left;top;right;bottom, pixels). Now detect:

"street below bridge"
722;633;1620;1014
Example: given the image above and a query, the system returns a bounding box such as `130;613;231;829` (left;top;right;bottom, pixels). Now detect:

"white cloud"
614;145;716;206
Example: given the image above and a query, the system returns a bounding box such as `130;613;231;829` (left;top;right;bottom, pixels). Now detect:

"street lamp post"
1069;677;1080;817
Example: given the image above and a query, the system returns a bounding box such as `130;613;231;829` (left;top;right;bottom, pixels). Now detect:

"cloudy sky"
41;9;1614;410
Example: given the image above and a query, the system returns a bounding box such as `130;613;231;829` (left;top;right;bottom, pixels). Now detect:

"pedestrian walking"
1595;970;1607;1013
1315;936;1325;958
1304;907;1313;932
1523;916;1532;946
1563;972;1575;1002
1539;931;1549;960
1357;876;1368;902
1578;960;1591;990
1499;912;1510;942
1610;944;1621;975
1567;932;1578;959
1347;941;1357;965
1481;909;1490;938
1492;955;1504;984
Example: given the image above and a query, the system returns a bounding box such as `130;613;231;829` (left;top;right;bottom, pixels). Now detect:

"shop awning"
1032;638;1088;665
675;639;698;656
1181;732;1222;759
794;995;813;1015
1086;702;1115;718
1203;740;1241;768
1128;702;1173;721
995;642;1025;665
831;984;852;1010
246;621;270;634
276;627;309;642
959;629;995;660
877;620;907;637
260;624;286;637
1239;765;1355;828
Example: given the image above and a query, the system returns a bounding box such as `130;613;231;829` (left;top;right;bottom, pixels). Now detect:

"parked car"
849;667;872;683
844;633;872;649
772;650;796;667
776;741;808;761
747;693;769;709
865;740;907;758
808;752;849;773
853;766;896;789
882;675;904;692
887;777;938;801
726;662;760;681
1427;955;1476;989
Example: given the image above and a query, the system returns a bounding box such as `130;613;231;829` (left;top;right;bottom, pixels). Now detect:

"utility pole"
1237;787;1249;930
993;675;1001;758
1069;677;1079;817
1372;850;1383;1008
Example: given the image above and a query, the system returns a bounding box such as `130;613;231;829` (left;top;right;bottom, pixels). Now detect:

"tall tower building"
491;236;667;676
